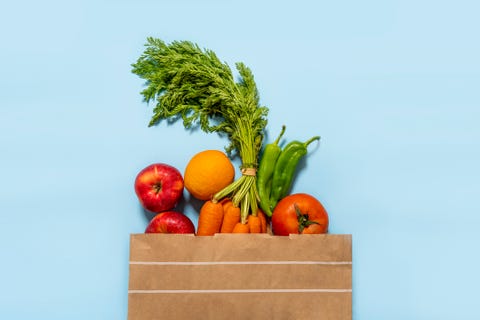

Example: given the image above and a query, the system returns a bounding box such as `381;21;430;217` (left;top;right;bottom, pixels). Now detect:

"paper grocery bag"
128;233;352;320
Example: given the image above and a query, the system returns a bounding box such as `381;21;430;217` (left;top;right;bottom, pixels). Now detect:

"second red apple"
145;211;195;234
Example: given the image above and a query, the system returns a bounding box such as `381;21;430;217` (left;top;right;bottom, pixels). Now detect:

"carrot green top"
132;38;269;221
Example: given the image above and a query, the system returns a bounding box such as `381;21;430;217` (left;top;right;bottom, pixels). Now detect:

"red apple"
134;163;184;213
145;211;195;234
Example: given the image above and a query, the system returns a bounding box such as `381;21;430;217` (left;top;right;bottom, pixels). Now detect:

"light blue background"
1;0;479;319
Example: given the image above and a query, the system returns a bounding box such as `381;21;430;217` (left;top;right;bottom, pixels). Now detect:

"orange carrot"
248;215;261;233
220;205;241;233
197;200;224;236
232;222;250;233
221;198;233;213
257;209;267;233
220;197;232;207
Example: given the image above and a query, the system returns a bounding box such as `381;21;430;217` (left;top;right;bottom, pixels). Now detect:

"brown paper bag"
128;233;352;320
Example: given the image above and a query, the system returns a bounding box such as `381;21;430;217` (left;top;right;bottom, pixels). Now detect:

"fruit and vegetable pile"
131;38;329;236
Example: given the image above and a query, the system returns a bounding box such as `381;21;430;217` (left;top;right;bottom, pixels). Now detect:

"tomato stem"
294;203;319;233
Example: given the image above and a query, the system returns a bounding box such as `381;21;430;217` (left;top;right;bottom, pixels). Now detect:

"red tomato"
271;193;329;236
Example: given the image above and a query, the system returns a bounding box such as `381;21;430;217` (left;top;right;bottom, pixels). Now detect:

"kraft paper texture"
128;233;352;320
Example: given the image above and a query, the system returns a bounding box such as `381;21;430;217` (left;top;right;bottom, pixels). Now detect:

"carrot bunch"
196;198;268;236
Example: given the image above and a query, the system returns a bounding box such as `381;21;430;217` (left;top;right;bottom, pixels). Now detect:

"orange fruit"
184;150;235;200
